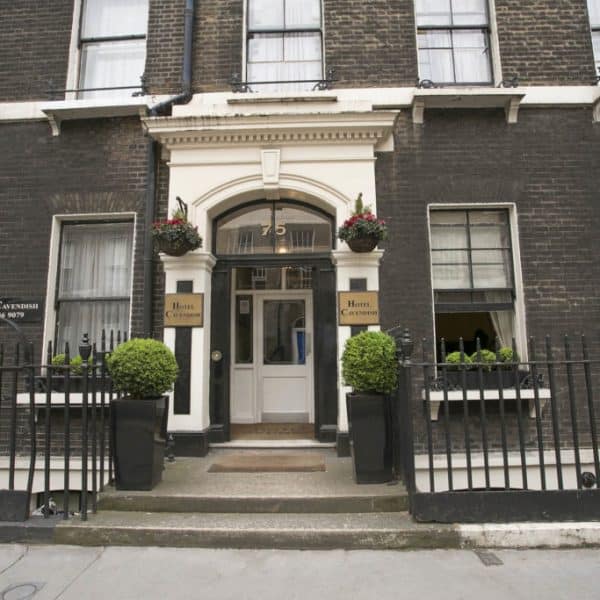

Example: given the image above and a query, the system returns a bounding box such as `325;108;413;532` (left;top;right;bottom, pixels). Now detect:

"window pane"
593;32;600;72
79;40;146;97
57;300;129;356
81;0;149;38
248;34;284;63
286;267;313;289
275;203;331;254
431;249;469;264
249;0;284;29
284;32;322;61
470;224;510;249
472;264;511;288
430;225;468;250
433;264;471;288
263;300;306;364
235;296;253;363
216;204;274;254
285;0;321;28
415;0;452;26
471;249;508;264
418;31;454;81
59;223;133;299
469;210;507;225
453;30;491;83
236;267;282;290
588;0;600;26
452;0;488;25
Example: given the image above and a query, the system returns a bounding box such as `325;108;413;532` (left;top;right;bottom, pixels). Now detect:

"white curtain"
81;0;149;38
57;223;133;353
483;292;515;348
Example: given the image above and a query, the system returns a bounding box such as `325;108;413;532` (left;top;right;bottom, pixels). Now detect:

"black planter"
346;236;379;253
112;396;169;491
443;369;528;390
346;392;393;484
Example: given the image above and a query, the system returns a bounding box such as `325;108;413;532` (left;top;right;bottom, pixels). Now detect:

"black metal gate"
392;329;600;522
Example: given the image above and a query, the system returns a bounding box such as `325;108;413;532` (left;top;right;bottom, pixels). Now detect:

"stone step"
54;511;461;550
97;492;408;514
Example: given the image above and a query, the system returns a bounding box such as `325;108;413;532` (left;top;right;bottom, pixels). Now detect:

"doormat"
208;453;326;473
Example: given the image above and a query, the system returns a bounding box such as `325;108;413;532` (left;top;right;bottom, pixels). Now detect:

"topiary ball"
107;338;179;399
341;331;397;394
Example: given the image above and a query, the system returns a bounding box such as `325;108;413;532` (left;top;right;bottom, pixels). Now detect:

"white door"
257;293;313;423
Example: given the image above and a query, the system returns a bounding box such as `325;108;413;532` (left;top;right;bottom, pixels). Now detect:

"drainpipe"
142;0;195;337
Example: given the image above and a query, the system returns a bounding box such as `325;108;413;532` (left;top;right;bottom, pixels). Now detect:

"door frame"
209;255;337;442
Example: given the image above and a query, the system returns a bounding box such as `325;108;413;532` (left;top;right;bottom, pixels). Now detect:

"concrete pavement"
0;545;599;600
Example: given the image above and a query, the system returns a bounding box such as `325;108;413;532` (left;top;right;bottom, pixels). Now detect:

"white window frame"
65;0;148;100
43;213;137;355
587;0;600;78
427;203;527;361
242;0;326;92
414;0;503;87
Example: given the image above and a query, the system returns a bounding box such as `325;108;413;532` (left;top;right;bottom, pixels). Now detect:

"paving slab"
0;544;102;600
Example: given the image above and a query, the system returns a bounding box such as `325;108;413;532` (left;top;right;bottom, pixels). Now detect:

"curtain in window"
57;223;133;353
484;292;515;348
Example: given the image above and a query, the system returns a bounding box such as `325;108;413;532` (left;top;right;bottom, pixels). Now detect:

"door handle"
211;350;223;362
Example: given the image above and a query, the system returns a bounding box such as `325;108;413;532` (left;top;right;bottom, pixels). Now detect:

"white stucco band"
144;106;397;436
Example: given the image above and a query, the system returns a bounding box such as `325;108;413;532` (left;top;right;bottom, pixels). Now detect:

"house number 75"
261;224;286;236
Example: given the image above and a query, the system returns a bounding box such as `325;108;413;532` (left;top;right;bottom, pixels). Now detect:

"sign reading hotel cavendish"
164;293;204;327
0;298;44;322
338;292;380;326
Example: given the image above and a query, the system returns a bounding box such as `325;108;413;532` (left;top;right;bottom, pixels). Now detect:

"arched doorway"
208;200;338;443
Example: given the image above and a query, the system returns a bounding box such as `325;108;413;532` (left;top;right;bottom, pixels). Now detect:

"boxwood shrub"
107;338;179;398
341;331;397;394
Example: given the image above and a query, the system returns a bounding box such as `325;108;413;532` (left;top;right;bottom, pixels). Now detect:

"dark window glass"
235;295;253;363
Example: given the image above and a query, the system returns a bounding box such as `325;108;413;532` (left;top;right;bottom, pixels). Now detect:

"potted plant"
152;197;202;257
107;338;179;490
442;351;474;387
341;331;397;483
338;193;388;253
47;353;92;392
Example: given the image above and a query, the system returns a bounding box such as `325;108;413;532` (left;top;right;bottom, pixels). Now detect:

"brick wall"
377;107;600;351
0;0;72;101
0;118;152;349
495;0;597;85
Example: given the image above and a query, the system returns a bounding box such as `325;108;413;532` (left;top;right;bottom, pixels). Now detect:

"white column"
331;249;384;433
161;252;217;432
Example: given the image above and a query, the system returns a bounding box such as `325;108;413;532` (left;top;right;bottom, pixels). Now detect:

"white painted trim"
488;0;503;86
426;203;528;363
42;213;137;357
65;0;83;100
3;87;600;124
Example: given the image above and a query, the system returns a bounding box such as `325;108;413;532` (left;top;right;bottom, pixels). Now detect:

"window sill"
423;388;551;421
40;97;152;136
227;93;338;105
411;88;525;124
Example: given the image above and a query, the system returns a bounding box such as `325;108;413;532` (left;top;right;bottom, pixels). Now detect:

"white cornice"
141;111;399;150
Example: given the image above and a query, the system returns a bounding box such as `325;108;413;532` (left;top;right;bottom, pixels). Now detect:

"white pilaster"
161;252;217;432
331;249;384;433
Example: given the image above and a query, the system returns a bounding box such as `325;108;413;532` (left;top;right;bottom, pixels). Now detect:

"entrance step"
97;454;408;514
55;511;461;550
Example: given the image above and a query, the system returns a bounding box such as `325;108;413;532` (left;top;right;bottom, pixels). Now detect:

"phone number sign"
0;298;44;323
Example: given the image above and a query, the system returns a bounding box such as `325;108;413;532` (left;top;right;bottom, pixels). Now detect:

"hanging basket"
346;236;379;253
155;236;198;257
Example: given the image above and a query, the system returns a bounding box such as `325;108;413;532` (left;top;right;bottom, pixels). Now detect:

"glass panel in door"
263;300;306;365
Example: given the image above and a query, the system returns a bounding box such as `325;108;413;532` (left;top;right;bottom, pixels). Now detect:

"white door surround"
146;96;396;439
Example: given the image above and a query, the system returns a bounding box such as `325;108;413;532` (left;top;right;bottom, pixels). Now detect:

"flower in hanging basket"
152;208;202;257
337;193;388;252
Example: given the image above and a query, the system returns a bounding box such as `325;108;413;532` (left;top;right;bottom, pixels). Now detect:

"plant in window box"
341;331;397;483
107;338;179;490
338;193;388;253
442;351;474;388
46;353;93;393
152;198;202;257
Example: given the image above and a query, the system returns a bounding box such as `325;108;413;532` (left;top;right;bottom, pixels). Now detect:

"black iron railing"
392;329;600;522
0;322;126;522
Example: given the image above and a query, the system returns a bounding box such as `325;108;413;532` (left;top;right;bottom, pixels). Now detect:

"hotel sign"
0;298;44;323
164;293;204;327
338;292;380;326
